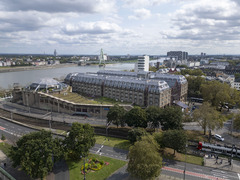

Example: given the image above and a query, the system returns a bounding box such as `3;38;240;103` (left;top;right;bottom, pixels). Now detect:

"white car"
214;134;224;141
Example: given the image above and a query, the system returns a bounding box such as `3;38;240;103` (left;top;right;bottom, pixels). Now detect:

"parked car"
214;134;224;141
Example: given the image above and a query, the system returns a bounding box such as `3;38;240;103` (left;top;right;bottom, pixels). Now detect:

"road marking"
193;168;203;171
237;173;240;180
163;166;226;180
176;165;184;168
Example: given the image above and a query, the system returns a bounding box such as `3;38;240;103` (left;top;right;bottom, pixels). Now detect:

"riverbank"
0;63;78;73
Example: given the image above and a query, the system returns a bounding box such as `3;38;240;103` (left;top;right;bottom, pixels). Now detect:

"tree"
9;130;64;180
127;128;147;144
125;107;148;128
145;106;162;128
64;123;95;159
153;131;163;147
107;104;126;127
233;113;240;130
181;69;205;76
127;136;162;180
234;73;240;79
186;76;205;98
192;102;225;135
201;81;240;110
162;130;187;155
159;106;183;130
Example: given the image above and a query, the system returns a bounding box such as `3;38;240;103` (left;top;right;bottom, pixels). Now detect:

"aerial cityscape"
1;0;240;180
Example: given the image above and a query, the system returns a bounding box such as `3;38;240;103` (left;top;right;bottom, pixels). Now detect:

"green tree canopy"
233;113;240;130
127;127;147;144
192;102;225;135
127;136;162;180
64;123;95;159
201;81;240;109
181;69;205;76
145;106;162;128
107;104;126;127
234;73;240;79
125;107;148;128
153;131;163;147
159;106;183;130
162;130;187;155
9;130;64;180
186;76;205;98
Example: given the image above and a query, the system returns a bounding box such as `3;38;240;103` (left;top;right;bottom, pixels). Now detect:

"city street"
1;118;240;180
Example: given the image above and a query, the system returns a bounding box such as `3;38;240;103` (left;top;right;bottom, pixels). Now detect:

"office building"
135;55;149;72
167;51;188;61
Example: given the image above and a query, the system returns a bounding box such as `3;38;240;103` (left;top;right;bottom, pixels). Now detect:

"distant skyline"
0;0;240;55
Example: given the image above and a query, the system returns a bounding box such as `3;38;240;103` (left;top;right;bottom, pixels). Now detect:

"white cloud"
1;0;240;54
128;8;151;20
1;0;116;14
165;0;240;41
123;0;169;8
62;21;126;35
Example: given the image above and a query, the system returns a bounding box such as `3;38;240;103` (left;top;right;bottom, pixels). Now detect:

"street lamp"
80;155;86;180
106;121;111;141
183;144;188;180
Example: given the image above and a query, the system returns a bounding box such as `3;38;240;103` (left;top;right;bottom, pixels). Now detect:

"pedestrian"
220;159;223;164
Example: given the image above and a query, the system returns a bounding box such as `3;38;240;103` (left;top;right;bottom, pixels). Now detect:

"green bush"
1;134;6;141
99;160;104;165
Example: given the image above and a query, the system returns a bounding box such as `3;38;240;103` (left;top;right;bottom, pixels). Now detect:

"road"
1;118;240;180
0;101;106;126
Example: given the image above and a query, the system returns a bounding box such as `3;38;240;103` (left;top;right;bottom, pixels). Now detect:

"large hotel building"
65;70;188;108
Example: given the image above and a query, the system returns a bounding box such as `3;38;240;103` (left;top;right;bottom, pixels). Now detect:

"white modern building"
135;55;149;72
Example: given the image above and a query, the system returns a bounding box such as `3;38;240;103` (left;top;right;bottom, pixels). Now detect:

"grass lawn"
0;142;11;155
51;91;131;105
52;92;100;104
186;130;209;142
231;132;240;139
163;148;204;166
95;135;131;151
67;154;127;180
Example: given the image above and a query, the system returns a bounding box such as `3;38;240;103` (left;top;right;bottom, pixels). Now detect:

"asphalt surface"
1;101;240;180
0;101;107;126
1;118;240;180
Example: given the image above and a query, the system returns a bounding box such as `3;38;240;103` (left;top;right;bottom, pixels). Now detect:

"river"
0;63;134;89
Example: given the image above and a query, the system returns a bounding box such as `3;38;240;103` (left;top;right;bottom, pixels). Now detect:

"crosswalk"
211;169;238;180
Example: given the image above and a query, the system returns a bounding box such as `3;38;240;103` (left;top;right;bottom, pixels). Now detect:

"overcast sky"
0;0;240;55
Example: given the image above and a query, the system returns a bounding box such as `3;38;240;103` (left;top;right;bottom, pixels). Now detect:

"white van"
214;134;224;141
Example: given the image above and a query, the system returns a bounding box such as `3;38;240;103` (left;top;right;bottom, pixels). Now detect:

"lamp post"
81;155;86;180
183;144;188;180
106;121;111;141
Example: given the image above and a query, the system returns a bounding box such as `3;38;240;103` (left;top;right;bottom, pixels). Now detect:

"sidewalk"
205;154;240;173
107;165;182;180
0;150;32;180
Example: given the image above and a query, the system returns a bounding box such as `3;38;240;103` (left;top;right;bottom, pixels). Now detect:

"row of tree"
187;76;240;109
107;105;183;130
127;128;187;179
9;123;95;179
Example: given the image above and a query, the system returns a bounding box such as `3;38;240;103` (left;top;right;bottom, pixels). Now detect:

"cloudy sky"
0;0;240;55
